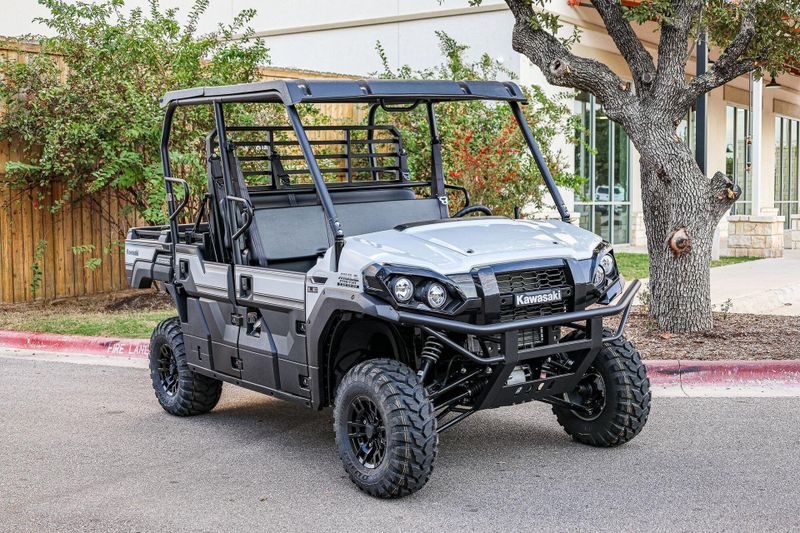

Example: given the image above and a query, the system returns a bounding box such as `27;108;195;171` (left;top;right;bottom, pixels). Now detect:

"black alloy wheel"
551;329;651;447
565;369;607;421
347;396;387;469
157;344;179;397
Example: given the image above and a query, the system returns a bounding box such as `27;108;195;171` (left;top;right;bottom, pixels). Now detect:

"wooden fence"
0;42;357;303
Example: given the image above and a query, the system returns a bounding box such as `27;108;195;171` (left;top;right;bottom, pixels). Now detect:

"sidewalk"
622;247;800;316
707;249;800;316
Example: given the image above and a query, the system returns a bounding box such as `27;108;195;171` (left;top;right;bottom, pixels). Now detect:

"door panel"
234;266;309;395
199;299;242;379
175;249;242;380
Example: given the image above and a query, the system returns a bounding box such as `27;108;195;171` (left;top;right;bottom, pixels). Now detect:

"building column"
751;74;763;214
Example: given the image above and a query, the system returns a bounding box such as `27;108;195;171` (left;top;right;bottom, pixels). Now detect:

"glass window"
677;107;697;155
614;121;630;203
594;204;611;242
728;105;752;215
573;92;631;244
775;116;800;229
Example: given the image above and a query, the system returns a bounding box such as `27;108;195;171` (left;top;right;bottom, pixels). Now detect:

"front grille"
495;266;571;350
496;267;568;294
496;267;570;322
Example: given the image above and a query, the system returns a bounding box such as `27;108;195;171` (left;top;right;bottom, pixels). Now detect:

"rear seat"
213;150;444;272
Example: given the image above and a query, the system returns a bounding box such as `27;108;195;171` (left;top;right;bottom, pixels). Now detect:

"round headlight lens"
593;265;606;287
599;254;615;275
392;277;414;302
425;282;448;309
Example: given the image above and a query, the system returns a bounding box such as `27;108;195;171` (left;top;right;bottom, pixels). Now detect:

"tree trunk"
502;0;747;332
632;120;740;332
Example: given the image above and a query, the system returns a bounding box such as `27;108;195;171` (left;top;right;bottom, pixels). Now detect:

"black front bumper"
391;279;641;410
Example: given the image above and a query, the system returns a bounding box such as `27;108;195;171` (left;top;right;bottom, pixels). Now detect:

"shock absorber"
416;336;444;383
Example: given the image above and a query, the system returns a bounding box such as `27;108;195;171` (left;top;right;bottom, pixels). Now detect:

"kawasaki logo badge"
515;288;563;307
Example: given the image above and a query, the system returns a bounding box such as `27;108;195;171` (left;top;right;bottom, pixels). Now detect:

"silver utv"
125;79;649;498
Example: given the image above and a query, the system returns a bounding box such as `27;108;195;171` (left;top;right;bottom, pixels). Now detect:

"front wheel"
149;317;222;416
551;331;651;447
333;359;438;498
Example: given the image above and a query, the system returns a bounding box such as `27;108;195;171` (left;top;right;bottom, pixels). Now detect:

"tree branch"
656;0;704;90
506;0;633;115
589;0;656;91
683;1;760;106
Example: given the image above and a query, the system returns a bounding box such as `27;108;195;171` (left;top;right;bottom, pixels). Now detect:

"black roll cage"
159;79;570;273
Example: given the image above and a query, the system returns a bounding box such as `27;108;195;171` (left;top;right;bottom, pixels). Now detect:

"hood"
337;217;603;275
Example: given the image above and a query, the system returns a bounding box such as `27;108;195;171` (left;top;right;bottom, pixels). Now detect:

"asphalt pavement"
2;357;799;532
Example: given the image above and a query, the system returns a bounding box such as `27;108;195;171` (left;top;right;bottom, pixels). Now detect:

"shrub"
0;0;269;225
373;32;583;217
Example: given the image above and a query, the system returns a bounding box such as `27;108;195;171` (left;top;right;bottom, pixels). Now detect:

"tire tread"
149;317;222;417
552;329;651;447
334;358;437;498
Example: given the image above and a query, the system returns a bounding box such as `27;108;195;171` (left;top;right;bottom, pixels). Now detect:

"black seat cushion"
219;155;444;271
251;194;442;271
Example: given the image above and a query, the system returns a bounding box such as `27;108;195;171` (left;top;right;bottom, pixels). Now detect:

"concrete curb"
0;330;149;359
646;359;800;392
1;330;799;390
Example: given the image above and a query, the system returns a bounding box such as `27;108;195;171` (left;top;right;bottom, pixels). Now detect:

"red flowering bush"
374;32;582;218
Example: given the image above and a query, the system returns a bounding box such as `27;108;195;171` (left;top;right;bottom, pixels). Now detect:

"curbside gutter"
0;330;799;393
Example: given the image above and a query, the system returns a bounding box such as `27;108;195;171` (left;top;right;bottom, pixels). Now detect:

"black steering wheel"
453;205;493;218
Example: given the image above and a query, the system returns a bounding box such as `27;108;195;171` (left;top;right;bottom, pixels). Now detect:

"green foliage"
373;32;582;217
71;243;102;270
85;257;103;270
0;0;269;224
468;0;800;79
71;244;96;255
30;239;48;298
702;0;800;78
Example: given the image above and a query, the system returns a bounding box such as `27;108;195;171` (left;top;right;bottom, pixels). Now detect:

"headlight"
425;282;447;309
599;254;615;275
392;277;414;302
593;265;606;286
362;264;474;314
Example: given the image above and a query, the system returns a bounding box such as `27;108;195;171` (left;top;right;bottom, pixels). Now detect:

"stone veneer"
629;211;647;247
789;214;800;250
727;209;785;258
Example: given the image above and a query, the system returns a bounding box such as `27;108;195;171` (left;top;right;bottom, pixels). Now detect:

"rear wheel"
149;317;222;416
333;359;437;498
551;331;650;447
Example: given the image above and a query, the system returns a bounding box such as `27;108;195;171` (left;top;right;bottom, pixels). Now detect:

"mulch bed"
610;307;800;360
0;288;173;315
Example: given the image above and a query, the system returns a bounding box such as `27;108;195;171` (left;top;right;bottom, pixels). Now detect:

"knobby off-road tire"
333;358;438;498
552;330;650;447
149;317;222;416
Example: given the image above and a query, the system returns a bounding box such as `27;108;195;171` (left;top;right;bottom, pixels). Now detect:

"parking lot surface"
2;356;799;532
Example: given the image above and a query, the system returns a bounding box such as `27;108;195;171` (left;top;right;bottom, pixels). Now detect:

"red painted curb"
0;329;798;387
0;330;149;359
645;360;800;387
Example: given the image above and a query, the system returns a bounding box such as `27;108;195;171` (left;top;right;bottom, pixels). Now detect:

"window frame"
726;104;752;216
774;114;800;229
573;92;632;245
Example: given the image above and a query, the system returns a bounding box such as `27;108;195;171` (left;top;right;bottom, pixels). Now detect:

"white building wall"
262;8;519;76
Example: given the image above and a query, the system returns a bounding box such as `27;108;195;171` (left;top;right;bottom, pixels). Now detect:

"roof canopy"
160;79;526;108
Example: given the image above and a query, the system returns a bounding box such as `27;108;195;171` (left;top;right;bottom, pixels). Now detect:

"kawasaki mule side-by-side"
125;79;650;498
